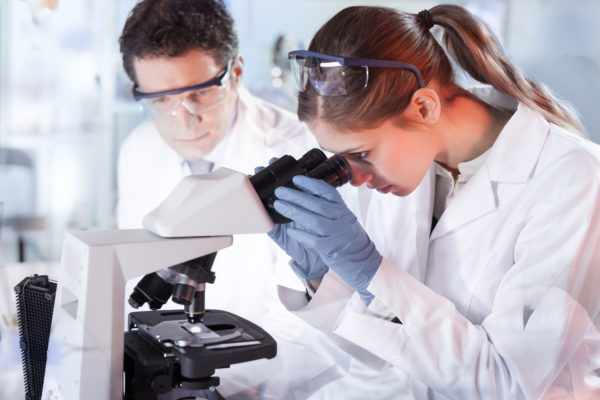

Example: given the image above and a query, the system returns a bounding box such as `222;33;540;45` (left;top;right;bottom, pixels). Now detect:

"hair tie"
418;9;434;30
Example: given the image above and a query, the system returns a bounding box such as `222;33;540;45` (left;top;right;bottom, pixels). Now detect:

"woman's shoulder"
535;124;600;188
546;124;600;167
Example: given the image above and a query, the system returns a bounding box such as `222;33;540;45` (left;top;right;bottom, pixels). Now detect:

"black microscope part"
171;284;195;306
169;253;217;285
185;291;205;324
128;272;174;310
123;310;277;399
249;148;353;223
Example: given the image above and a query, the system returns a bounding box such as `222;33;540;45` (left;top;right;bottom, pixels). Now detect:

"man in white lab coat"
116;0;413;398
116;0;314;322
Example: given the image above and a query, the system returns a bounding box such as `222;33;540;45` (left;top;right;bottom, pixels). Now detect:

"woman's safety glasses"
288;50;425;96
132;60;232;121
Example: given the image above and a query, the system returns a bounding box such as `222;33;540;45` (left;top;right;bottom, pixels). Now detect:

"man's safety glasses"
132;60;232;120
288;50;425;96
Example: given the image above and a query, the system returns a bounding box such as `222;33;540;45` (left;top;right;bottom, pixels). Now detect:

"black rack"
14;274;56;400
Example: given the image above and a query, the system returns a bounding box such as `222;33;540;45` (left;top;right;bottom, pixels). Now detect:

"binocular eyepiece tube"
249;148;353;224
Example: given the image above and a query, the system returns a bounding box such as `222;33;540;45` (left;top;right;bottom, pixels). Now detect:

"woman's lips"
376;185;393;194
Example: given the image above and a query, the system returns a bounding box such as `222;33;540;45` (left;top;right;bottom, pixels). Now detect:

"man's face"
133;49;240;161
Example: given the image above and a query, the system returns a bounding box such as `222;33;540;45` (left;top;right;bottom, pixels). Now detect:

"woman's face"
309;118;442;196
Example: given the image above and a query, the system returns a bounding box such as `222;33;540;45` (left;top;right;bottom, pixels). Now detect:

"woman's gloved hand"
255;163;329;281
268;223;329;280
273;175;382;305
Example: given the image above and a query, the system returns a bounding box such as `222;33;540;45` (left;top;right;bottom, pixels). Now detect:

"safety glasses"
288;50;425;96
132;59;232;120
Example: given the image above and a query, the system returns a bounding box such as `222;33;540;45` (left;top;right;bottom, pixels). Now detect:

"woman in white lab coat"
270;5;600;399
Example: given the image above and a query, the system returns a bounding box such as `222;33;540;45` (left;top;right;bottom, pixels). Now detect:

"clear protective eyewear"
288;50;425;96
132;59;232;120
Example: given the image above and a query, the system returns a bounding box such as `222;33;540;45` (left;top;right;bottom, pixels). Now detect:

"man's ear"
402;88;441;124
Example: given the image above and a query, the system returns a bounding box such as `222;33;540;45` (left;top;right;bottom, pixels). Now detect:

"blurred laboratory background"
0;0;599;263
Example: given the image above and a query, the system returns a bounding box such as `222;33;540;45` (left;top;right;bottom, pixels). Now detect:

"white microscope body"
42;168;274;400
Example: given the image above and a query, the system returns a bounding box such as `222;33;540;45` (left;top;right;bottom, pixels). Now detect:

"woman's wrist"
308;276;324;292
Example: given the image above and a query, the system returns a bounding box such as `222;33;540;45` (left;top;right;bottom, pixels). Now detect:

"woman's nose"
348;164;373;187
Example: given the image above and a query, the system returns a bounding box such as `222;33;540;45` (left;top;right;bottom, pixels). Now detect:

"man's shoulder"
120;120;172;158
118;120;178;173
121;120;162;148
236;87;317;156
238;87;307;135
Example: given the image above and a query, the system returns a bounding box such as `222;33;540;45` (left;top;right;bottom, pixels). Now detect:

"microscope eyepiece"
296;148;328;170
249;148;353;223
308;154;353;187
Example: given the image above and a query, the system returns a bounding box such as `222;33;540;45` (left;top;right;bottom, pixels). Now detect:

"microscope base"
123;309;277;399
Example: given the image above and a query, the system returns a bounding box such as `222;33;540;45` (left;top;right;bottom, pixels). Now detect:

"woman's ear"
403;88;441;124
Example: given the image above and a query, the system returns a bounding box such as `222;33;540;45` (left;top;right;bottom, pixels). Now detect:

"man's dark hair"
119;0;238;84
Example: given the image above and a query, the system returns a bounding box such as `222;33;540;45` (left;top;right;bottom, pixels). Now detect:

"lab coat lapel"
429;104;549;242
429;164;497;241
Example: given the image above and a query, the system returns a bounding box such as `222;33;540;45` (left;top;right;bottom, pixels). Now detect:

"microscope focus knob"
172;284;195;306
150;374;172;394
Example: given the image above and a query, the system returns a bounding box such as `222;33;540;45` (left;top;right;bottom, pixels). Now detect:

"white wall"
228;0;463;109
504;0;600;141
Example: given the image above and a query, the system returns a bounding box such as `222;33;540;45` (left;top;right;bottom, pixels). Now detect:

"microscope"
41;149;352;399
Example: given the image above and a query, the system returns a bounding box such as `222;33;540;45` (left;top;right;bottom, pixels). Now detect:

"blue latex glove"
254;163;329;281
268;223;329;280
273;175;382;305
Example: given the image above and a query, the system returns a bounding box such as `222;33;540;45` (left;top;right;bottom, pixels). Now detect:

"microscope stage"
123;309;277;397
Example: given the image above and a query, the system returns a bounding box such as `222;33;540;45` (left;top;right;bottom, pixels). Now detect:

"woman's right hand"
268;222;329;280
254;162;330;281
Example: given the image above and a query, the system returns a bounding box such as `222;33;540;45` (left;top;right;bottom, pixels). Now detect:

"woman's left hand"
273;175;382;304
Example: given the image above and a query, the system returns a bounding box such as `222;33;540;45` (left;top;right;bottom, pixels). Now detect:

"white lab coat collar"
485;104;549;183
465;86;549;183
429;159;496;241
430;93;550;241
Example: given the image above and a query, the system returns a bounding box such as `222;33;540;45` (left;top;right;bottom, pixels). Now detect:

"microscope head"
143;167;274;237
131;167;276;322
134;151;353;321
141;149;352;237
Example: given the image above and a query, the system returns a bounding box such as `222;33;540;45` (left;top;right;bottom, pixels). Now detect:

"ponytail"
428;4;582;133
